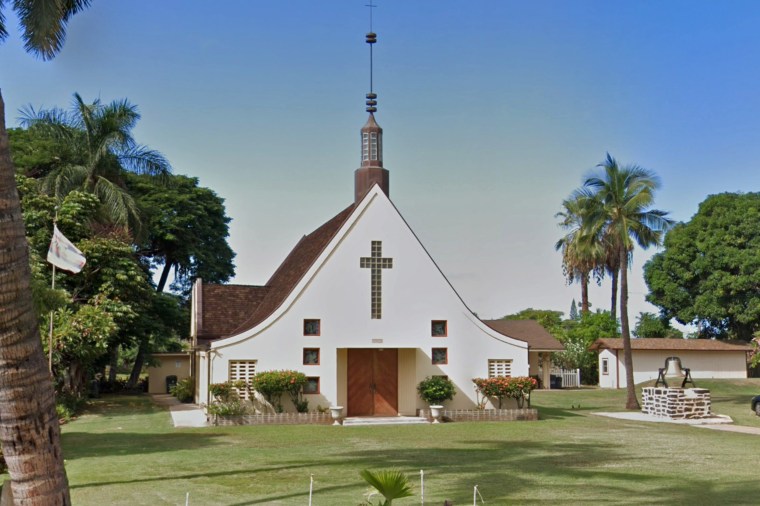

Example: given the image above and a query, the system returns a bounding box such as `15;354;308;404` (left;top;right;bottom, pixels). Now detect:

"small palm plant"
360;469;414;506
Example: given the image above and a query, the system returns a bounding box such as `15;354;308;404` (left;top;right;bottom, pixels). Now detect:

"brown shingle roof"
482;320;565;351
223;203;356;337
590;338;753;352
197;284;269;345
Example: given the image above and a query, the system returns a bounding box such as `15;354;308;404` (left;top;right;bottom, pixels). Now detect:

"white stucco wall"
206;188;529;413
599;349;748;388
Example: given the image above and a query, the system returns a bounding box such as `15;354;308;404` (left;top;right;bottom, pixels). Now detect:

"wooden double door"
346;349;398;417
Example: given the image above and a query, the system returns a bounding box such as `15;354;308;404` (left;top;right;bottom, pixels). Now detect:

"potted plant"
416;376;456;423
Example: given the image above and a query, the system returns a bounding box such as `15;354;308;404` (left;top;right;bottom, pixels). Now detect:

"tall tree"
129;173;235;294
20;93;171;231
1;3;93;503
645;193;760;340
555;196;603;314
581;154;673;409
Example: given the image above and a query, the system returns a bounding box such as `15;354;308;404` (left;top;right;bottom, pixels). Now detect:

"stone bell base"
641;387;711;419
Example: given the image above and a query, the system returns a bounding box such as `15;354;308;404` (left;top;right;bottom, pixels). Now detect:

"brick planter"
418;408;538;422
641;387;711;419
213;412;334;426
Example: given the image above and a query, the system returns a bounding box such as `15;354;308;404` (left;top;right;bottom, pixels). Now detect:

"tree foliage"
20;92;171;230
553;310;619;385
633;312;683;339
644;193;760;341
129;172;235;294
502;308;565;337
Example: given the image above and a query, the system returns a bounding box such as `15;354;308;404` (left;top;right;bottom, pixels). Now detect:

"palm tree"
582;154;673;409
20;93;171;231
555;196;603;315
360;469;414;506
1;2;92;504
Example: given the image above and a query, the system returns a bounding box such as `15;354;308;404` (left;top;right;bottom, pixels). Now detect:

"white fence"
550;368;581;388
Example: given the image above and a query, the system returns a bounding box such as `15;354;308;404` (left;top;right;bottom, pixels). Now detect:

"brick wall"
641;387;711;419
419;408;538;422
213;412;334;426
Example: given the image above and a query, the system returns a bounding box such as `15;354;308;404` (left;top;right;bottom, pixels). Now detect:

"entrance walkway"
593;411;760;435
151;394;208;428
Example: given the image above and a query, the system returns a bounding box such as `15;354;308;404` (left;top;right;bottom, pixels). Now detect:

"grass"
3;379;760;505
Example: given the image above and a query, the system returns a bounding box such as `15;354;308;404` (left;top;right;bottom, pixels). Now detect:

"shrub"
472;376;537;408
55;391;86;422
250;370;307;413
416;376;456;405
0;446;6;474
209;380;246;403
207;400;246;417
170;377;194;403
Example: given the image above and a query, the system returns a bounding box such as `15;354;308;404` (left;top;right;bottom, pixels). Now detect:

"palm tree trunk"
619;248;639;410
0;92;71;504
581;272;590;314
610;268;618;322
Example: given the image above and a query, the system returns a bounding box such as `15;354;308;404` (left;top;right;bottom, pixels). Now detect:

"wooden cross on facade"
360;240;393;319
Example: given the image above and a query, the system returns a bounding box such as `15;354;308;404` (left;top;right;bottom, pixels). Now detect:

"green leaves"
359;469;413;506
416;376;456;405
645;192;760;340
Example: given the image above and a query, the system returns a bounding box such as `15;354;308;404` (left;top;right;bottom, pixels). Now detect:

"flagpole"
48;264;55;373
49;207;58;375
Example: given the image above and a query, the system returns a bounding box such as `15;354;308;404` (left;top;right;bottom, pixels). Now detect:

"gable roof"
482;320;564;351
222;203;357;337
196;284;269;344
590;338;753;352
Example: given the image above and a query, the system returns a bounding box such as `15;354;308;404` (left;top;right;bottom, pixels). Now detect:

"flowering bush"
417;376;456;405
210;380;247;402
250;370;307;413
472;376;538;408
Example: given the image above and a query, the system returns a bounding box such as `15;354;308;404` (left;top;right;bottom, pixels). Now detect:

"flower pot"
329;406;344;426
429;405;444;424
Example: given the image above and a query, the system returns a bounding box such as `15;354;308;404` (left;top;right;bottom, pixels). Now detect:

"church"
188;29;562;416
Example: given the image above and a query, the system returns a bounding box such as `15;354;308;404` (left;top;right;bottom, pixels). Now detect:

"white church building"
189;31;561;416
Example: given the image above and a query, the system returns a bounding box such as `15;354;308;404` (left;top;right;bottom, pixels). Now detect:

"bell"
664;357;684;378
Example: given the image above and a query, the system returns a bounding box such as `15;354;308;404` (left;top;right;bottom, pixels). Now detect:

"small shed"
148;352;192;394
590;338;753;388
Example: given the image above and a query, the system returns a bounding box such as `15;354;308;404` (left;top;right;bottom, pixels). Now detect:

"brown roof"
590;338;753;352
197;284;270;344
222;204;357;337
482;320;565;351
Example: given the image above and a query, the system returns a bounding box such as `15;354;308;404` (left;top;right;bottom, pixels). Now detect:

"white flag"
47;225;86;274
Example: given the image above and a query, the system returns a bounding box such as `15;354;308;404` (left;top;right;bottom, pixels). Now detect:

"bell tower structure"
354;17;389;203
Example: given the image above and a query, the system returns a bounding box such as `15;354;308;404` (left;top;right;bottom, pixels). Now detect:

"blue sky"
2;1;760;324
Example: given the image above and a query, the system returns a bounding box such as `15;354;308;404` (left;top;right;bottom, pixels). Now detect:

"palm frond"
42;164;88;198
13;0;91;60
92;176;140;229
359;469;413;505
118;145;171;176
0;1;9;42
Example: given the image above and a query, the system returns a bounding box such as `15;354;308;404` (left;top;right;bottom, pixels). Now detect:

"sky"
2;1;760;326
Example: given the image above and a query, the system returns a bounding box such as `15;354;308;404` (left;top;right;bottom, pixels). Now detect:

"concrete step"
343;416;430;426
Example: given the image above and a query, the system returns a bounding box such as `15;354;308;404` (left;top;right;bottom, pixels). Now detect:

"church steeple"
355;11;389;204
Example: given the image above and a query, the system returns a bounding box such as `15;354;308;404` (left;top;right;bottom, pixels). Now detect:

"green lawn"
4;379;760;505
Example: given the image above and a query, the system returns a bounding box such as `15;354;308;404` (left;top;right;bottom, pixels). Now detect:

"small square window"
432;320;447;337
432;348;448;365
304;319;320;336
304;377;320;394
303;348;320;366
